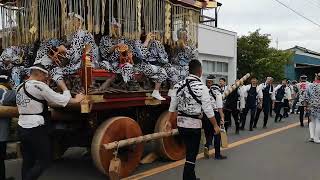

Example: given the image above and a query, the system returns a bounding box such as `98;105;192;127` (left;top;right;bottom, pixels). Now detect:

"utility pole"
276;38;279;50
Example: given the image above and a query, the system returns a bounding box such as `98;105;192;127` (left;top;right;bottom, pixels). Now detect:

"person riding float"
139;31;178;100
172;28;198;82
0;46;26;89
99;18;135;91
55;12;100;92
33;39;70;91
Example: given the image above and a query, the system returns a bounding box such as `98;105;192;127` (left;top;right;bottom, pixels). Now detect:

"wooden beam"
175;0;217;8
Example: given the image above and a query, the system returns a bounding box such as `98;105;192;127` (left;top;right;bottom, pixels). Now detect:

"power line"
273;0;320;28
308;0;320;6
304;0;320;9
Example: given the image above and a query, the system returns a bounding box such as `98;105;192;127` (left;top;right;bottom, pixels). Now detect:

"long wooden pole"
104;73;251;150
104;129;179;150
0;106;18;118
223;73;250;99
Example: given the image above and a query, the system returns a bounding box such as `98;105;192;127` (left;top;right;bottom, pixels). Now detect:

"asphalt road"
144;122;318;180
5;114;315;180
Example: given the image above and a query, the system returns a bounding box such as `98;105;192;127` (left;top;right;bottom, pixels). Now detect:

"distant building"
198;24;237;84
286;46;320;81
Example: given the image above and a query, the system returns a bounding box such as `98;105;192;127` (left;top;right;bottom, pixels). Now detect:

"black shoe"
253;125;257;128
215;155;227;160
235;130;240;135
249;128;253;131
300;124;304;127
196;178;201;180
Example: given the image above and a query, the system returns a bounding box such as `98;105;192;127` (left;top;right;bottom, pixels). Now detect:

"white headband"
29;66;49;74
111;17;121;27
68;12;84;22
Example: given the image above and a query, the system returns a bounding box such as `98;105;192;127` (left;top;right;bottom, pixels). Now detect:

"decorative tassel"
101;0;106;34
164;1;171;44
137;0;141;39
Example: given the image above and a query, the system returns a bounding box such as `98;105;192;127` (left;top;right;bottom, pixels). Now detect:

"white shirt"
238;86;246;109
240;85;263;104
220;85;227;95
257;83;275;101
169;75;215;129
274;85;292;102
209;86;223;110
16;80;71;128
241;85;263;99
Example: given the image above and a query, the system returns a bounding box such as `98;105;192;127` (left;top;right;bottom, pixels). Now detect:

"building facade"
285;46;320;81
198;24;237;84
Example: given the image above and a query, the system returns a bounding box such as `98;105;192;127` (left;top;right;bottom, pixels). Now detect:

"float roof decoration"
0;0;211;48
174;0;217;8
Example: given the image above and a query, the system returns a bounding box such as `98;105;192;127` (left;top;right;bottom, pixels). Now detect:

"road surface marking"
124;122;303;180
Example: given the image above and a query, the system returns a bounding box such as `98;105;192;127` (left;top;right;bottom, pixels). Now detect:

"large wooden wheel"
91;116;144;178
155;111;185;161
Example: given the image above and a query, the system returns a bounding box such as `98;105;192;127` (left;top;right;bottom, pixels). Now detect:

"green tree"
237;30;293;82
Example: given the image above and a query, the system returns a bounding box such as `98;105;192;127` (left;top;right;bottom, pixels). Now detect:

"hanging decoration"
101;0;106;34
164;1;172;44
171;2;200;47
0;0;205;48
60;0;67;37
107;0;139;40
137;0;142;39
141;0;165;36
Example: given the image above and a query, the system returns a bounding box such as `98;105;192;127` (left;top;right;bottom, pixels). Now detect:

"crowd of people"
0;12;319;180
168;59;320;180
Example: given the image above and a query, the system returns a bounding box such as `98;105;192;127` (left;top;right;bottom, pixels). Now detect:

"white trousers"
309;116;320;142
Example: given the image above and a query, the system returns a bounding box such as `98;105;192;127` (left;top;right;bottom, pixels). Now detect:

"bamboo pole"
222;73;251;99
104;73;251;150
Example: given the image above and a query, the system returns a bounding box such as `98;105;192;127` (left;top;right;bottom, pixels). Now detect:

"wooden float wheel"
155;111;186;161
91;116;144;178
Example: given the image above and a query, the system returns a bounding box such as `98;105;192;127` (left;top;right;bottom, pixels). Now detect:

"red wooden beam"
92;97;170;111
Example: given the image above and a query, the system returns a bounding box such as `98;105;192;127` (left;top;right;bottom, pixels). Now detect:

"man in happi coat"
172;29;198;83
99;18;135;90
0;46;26;89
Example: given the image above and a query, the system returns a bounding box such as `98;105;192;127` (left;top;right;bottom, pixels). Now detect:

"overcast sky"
209;0;320;52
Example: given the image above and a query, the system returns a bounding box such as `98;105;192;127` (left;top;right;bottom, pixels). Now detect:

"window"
217;62;228;72
223;63;228;72
217;62;223;72
202;60;229;83
202;60;215;73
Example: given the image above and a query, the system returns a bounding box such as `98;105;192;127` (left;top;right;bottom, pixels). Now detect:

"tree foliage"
237;30;293;82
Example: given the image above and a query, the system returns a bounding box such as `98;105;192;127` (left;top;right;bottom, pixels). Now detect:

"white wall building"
198;24;237;84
